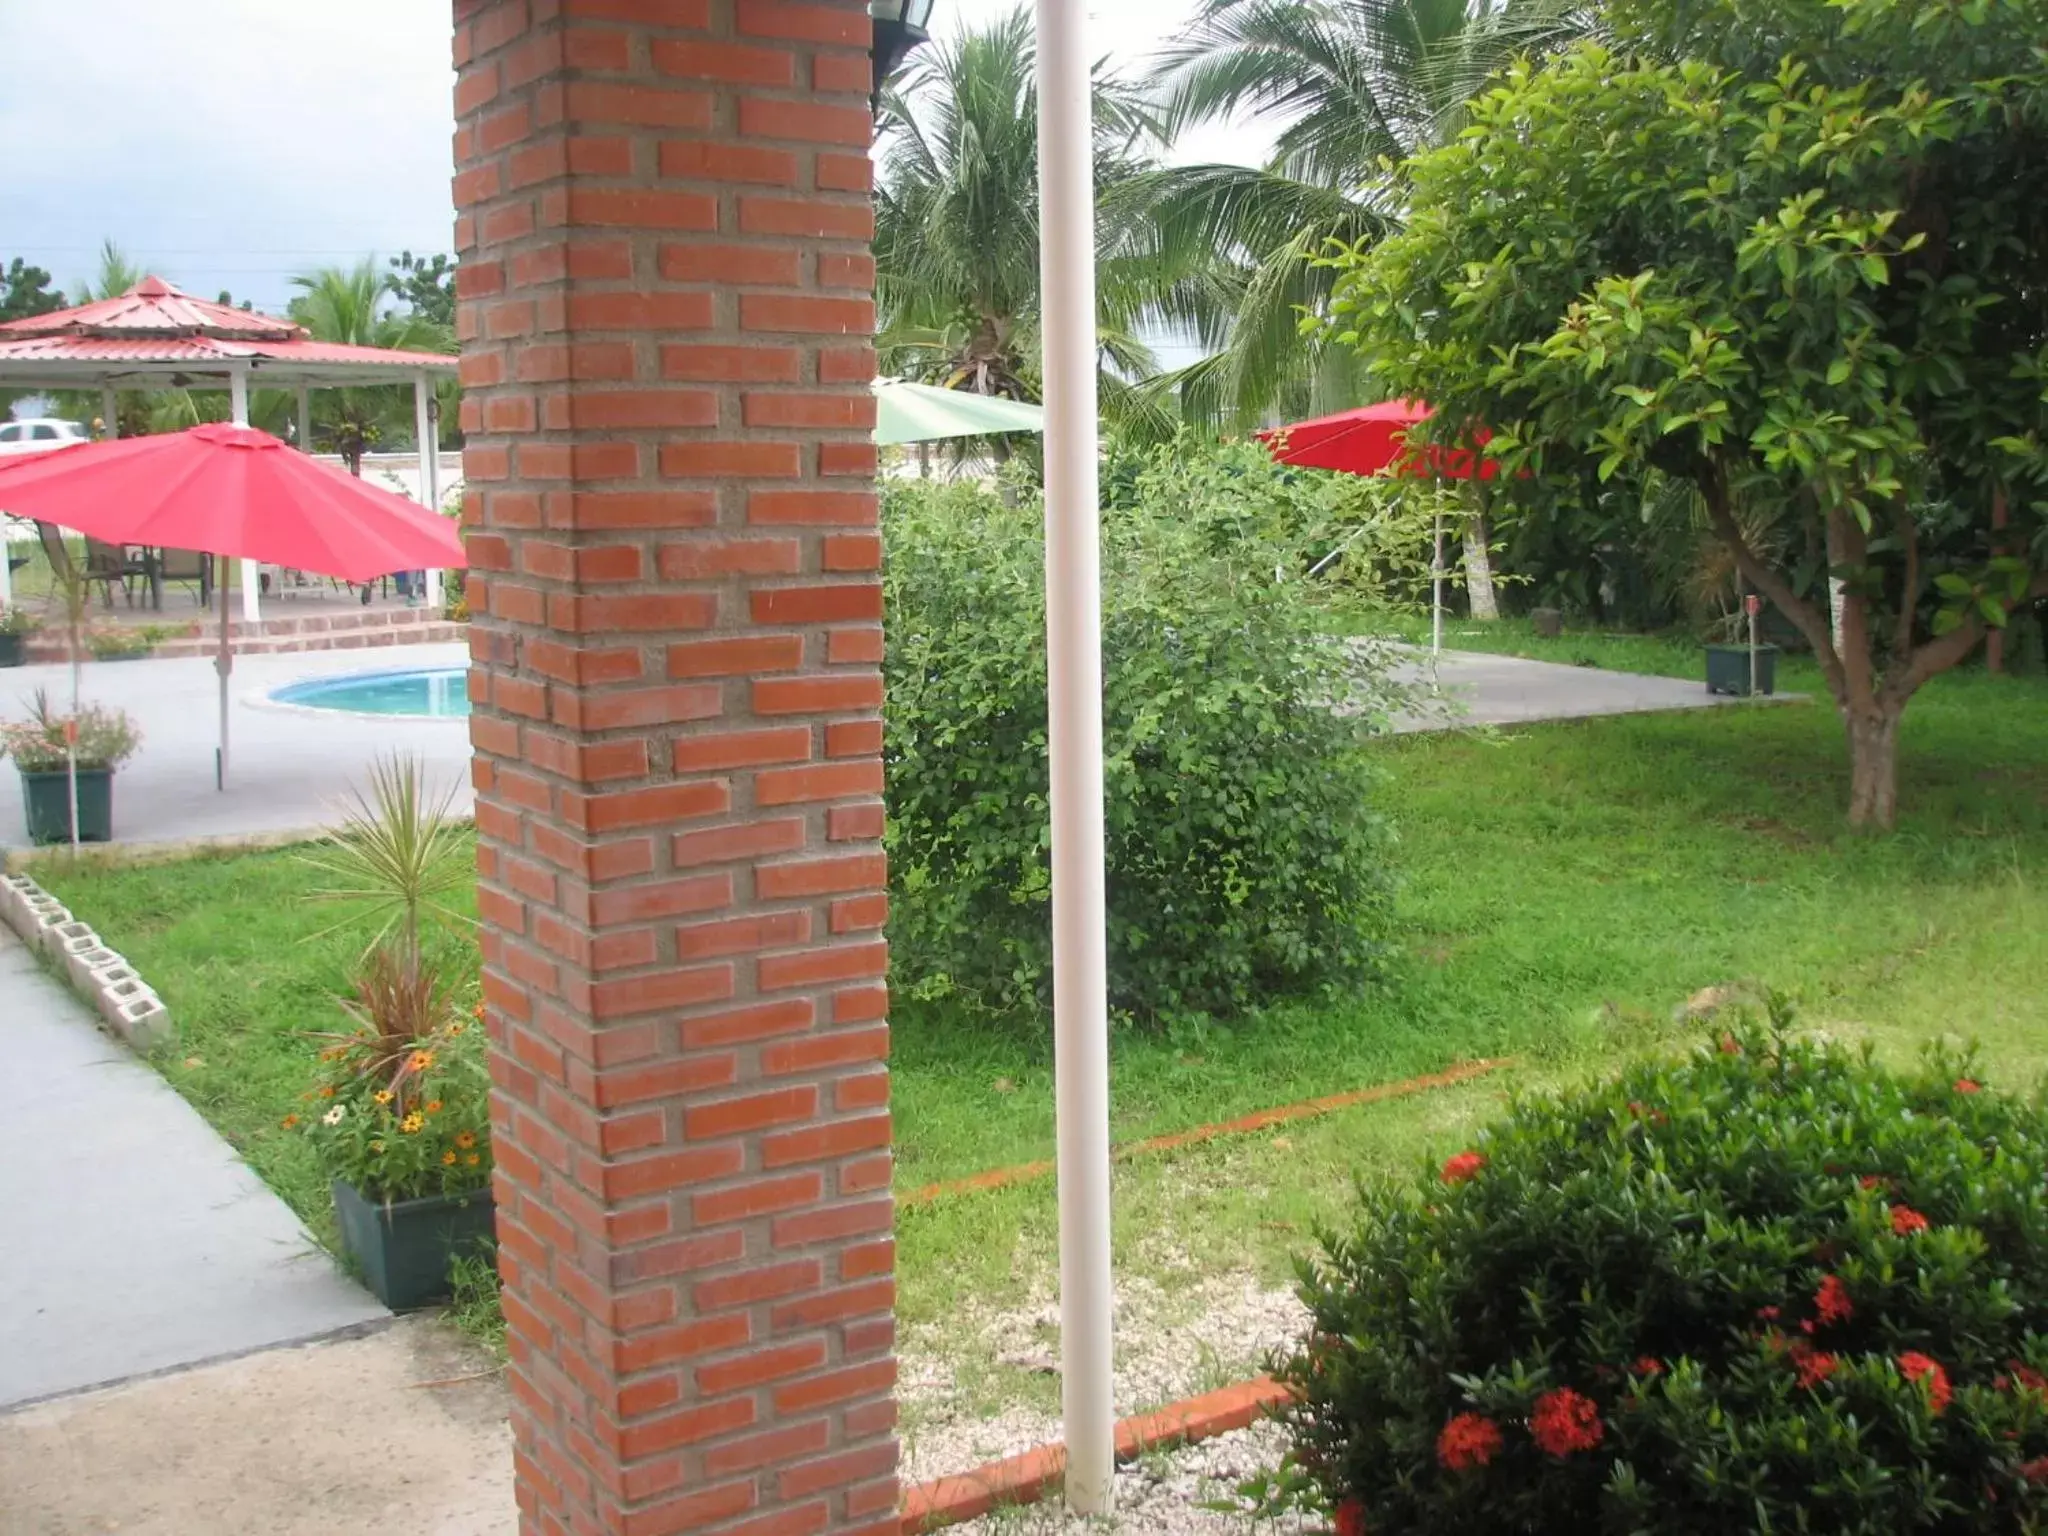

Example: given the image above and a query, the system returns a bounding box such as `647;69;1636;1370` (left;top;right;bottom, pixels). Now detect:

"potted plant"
1704;607;1778;696
1;690;142;843
0;605;37;668
300;943;492;1309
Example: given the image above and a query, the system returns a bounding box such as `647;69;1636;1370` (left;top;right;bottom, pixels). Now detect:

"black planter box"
0;633;25;668
19;768;115;844
1705;643;1778;697
332;1179;495;1311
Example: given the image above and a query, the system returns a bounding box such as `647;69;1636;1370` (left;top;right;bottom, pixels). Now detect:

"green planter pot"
0;633;25;668
19;768;115;844
332;1179;495;1311
1705;643;1778;697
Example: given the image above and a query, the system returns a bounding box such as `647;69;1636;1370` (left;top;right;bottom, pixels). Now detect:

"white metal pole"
296;386;312;452
100;385;118;440
1431;512;1445;656
414;372;443;611
1036;0;1115;1515
231;369;260;624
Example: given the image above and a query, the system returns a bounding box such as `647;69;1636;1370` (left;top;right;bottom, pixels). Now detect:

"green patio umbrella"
872;378;1045;445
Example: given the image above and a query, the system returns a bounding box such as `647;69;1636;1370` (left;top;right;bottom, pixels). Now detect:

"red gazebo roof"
0;276;457;388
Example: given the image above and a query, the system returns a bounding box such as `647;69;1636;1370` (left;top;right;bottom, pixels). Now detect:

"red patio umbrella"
0;422;465;787
1256;398;1498;480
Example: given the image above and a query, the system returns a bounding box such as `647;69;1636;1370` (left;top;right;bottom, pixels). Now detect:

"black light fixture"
870;0;935;115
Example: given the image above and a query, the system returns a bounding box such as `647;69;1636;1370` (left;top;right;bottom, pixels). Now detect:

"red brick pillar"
451;4;895;1532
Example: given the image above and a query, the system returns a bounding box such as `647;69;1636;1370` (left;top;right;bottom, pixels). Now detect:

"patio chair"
83;537;147;607
157;547;213;607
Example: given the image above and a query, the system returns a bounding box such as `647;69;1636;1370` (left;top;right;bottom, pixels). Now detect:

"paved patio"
0;644;472;852
1387;645;1779;732
0;925;386;1409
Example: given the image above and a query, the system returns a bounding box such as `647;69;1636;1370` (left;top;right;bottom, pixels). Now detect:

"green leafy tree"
389;251;456;330
0;259;64;323
873;7;1170;440
288;259;454;473
1324;0;2048;827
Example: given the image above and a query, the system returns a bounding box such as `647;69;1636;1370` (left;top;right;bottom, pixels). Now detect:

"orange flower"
442;1151;458;1166
400;1113;424;1134
407;1049;435;1072
1529;1388;1603;1458
464;1153;481;1167
279;1113;300;1130
1890;1205;1930;1236
1441;1151;1487;1185
1900;1352;1952;1415
1955;1078;1982;1094
373;1089;393;1105
425;1100;444;1114
455;1131;477;1150
1436;1412;1502;1471
318;1085;336;1098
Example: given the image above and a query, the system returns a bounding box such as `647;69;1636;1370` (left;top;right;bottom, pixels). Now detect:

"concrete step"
24;613;465;664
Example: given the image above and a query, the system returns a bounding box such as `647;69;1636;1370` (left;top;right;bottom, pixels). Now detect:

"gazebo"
0;277;458;620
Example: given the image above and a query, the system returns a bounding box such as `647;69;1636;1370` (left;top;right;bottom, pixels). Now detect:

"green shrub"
1279;1011;2048;1534
883;442;1412;1028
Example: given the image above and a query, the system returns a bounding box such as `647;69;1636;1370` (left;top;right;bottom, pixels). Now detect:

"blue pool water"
272;668;471;718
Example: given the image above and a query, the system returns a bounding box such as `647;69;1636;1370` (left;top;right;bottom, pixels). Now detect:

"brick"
742;392;874;430
737;197;873;240
659;243;802;286
695;1258;823;1313
659;441;803;479
596;1054;741;1109
566;291;716;330
696;1340;827;1396
672;727;813;773
601;1143;747;1201
769;1357;897;1414
828;892;889;933
672;818;810;868
563;187;720;231
703;1421;832;1479
827;627;885;664
651;39;795;87
815;152;873;193
660;140;800;186
777;1444;897;1502
818;441;877;477
821;534;882;572
740;293;873;336
750;584;882;623
757;761;884;807
588;872;733;924
563;81;714;130
552;592;719;633
563;389;720;429
761;1114;892;1169
760;1026;889;1076
617;1401;757;1461
812;52;873;97
756;853;884;900
753;674;884;715
660;344;802;383
658;538;804;579
693;1171;824;1225
676;909;812;960
564;780;730;833
737;3;870;49
562;0;710;22
666;635;804;678
758;941;888;991
560;490;718;530
685;1085;818;1140
591;964;734;1019
832;984;890;1024
553;681;722;732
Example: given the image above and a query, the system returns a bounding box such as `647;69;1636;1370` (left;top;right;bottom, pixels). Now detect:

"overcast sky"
0;0;1256;318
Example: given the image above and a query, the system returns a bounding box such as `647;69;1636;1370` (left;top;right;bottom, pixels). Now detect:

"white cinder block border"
0;871;171;1051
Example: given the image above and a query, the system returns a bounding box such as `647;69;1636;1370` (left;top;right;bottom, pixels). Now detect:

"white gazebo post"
1037;0;1116;1515
99;385;118;440
413;371;443;611
296;386;312;453
230;368;260;623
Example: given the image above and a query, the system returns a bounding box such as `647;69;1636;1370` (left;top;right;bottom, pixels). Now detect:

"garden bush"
1279;1010;2048;1533
882;441;1414;1028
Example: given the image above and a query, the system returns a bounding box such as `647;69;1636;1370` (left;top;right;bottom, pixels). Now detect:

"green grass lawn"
28;650;2048;1346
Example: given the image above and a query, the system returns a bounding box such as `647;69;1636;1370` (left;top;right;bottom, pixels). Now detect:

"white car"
0;417;90;457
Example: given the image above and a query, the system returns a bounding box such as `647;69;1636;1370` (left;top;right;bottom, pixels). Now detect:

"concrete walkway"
0;644;472;851
1387;645;1782;733
0;926;386;1409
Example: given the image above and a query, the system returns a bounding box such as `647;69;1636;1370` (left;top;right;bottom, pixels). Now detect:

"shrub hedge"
1280;1012;2048;1533
882;444;1411;1028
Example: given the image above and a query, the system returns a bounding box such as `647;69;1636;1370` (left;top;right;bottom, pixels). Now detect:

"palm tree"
1122;0;1593;608
288;259;453;474
873;7;1174;443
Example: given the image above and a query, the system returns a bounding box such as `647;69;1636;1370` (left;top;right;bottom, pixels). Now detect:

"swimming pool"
271;667;471;718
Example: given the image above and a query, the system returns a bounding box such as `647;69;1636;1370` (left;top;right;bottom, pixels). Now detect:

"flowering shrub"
298;944;489;1202
0;691;141;772
1278;1010;2048;1532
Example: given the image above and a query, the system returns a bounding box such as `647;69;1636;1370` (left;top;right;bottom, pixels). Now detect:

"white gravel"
899;1267;1312;1494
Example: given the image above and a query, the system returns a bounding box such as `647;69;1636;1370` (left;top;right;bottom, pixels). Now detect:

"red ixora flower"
1815;1274;1855;1327
2021;1458;2048;1486
1891;1205;1930;1236
1900;1352;1953;1416
1789;1341;1838;1390
1719;1034;1742;1055
1441;1151;1487;1185
1859;1174;1887;1191
1436;1412;1503;1472
1756;1305;1782;1322
1955;1078;1982;1095
2004;1363;2048;1396
1530;1388;1605;1458
1334;1498;1367;1536
1633;1357;1664;1377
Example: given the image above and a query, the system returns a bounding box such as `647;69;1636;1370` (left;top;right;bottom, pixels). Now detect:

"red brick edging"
900;1376;1295;1532
904;1057;1511;1207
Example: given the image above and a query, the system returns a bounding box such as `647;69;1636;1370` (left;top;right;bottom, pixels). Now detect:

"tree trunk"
1845;707;1900;829
1463;514;1499;621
